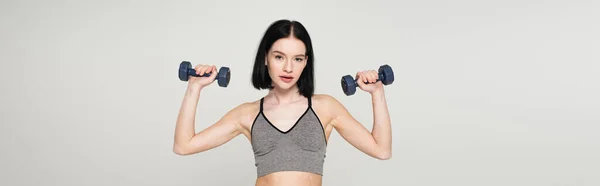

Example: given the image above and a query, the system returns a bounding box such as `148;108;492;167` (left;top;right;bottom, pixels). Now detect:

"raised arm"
173;64;243;155
327;70;392;160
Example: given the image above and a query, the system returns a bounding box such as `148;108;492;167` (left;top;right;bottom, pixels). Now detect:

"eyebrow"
272;50;306;57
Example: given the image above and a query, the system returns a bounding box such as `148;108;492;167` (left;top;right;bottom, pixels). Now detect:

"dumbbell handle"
187;69;214;78
350;73;385;85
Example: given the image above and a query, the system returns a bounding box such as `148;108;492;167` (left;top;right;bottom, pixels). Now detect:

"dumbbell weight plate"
341;75;357;96
217;67;231;87
179;61;193;81
379;64;394;85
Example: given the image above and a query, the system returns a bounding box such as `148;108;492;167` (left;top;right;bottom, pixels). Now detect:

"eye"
295;57;304;62
275;55;283;60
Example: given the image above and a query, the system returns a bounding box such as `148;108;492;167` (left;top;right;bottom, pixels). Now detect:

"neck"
266;86;303;104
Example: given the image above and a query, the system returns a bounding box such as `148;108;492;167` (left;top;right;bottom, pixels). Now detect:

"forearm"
174;85;203;148
370;90;392;157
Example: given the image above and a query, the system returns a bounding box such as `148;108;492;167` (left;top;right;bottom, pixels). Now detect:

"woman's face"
266;37;307;91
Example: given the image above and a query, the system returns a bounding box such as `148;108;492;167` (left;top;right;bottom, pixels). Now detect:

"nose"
283;60;293;73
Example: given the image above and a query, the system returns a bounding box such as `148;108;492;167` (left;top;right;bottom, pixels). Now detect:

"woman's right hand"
188;64;218;89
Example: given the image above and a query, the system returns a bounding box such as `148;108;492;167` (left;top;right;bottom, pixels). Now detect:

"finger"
361;71;368;84
202;65;212;76
194;65;200;74
207;65;217;77
195;65;204;76
355;71;363;85
210;65;218;78
369;70;377;83
364;70;372;83
195;65;202;76
199;65;209;76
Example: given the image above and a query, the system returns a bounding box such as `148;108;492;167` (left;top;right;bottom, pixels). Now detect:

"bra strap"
260;97;264;112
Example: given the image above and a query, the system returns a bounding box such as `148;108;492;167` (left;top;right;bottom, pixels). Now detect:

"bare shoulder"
231;100;259;113
312;94;344;110
226;99;261;133
311;94;347;123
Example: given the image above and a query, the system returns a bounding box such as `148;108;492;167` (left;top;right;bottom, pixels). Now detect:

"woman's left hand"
356;70;384;95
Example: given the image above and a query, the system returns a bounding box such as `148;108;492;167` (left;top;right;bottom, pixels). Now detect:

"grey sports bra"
250;96;327;177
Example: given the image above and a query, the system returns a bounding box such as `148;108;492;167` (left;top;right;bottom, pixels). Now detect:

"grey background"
1;0;599;185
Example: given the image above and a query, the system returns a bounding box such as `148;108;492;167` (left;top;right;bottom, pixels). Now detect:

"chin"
273;81;297;90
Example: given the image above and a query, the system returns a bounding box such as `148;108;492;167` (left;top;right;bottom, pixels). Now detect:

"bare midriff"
255;171;322;186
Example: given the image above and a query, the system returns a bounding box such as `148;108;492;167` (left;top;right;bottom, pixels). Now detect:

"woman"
173;19;392;186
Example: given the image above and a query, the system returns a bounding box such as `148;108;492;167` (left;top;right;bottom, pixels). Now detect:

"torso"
236;94;336;186
254;171;322;186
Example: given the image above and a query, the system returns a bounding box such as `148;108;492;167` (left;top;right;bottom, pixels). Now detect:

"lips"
279;76;293;83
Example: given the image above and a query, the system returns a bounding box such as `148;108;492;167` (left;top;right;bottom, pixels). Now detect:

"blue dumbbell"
341;64;394;96
178;61;231;87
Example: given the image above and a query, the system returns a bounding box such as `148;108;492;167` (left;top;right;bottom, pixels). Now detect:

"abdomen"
255;171;322;186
